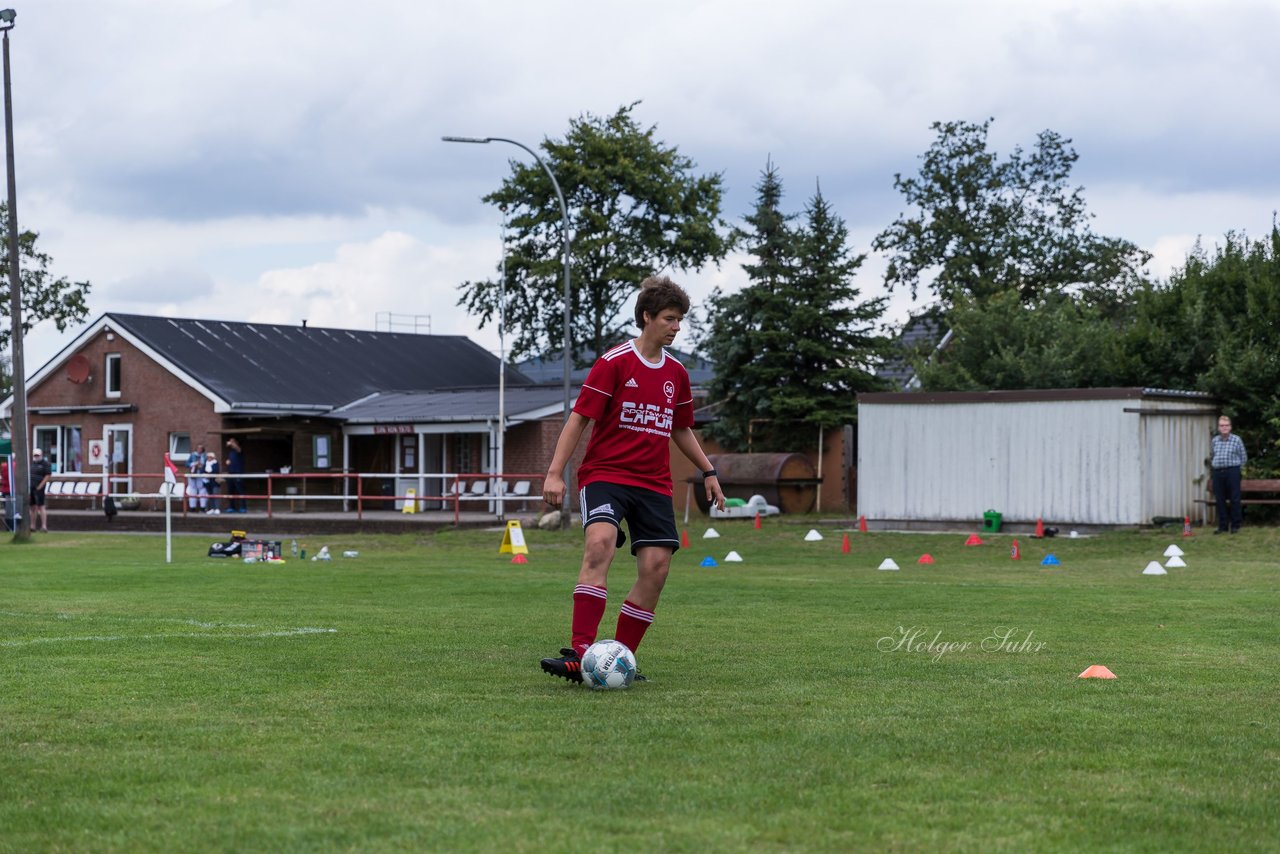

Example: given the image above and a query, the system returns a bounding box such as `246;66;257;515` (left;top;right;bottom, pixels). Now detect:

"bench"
1197;478;1280;526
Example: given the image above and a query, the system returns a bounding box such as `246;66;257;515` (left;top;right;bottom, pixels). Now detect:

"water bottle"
291;539;298;557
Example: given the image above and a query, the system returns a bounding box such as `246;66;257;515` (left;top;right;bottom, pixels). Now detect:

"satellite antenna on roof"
66;354;91;384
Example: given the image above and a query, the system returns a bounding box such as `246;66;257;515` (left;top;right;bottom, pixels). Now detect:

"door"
104;423;134;494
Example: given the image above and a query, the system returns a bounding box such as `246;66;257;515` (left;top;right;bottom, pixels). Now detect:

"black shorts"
579;481;679;556
30;489;46;507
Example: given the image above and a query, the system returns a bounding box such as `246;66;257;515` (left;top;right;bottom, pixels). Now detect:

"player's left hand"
705;474;726;512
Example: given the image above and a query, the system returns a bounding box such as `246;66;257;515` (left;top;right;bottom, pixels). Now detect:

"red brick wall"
28;328;221;483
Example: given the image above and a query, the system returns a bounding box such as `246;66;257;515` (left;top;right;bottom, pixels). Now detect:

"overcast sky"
10;0;1280;374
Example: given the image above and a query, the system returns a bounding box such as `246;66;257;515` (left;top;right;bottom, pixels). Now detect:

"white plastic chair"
46;480;65;496
73;481;89;496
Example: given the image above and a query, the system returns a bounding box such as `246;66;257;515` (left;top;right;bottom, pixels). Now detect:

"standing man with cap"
29;447;52;533
1210;415;1247;534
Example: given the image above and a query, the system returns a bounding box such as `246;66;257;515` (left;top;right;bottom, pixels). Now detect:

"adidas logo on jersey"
624;378;639;388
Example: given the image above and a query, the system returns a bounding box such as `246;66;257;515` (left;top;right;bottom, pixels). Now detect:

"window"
105;353;122;397
34;426;60;471
169;433;191;457
313;434;331;469
64;427;83;472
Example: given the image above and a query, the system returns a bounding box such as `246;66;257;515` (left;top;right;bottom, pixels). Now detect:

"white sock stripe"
574;585;608;600
620;603;655;623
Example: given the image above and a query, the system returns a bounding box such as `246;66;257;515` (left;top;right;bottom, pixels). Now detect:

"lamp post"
1;8;29;541
443;134;573;525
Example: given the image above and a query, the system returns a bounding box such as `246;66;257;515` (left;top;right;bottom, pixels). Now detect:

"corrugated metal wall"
1138;399;1217;521
858;392;1217;526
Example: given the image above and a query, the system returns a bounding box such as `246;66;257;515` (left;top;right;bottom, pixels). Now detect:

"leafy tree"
704;164;889;451
1126;227;1280;476
1;203;92;359
912;290;1140;391
873;119;1149;308
456;103;730;364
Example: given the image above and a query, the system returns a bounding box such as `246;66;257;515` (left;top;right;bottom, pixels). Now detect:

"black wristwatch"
702;468;718;479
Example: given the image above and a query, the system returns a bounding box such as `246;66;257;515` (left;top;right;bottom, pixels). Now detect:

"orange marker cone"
1078;665;1117;679
1011;539;1021;560
511;554;528;564
917;553;934;564
858;515;868;533
754;512;762;530
1182;516;1193;537
965;534;983;546
1035;518;1045;538
681;529;690;548
841;533;850;554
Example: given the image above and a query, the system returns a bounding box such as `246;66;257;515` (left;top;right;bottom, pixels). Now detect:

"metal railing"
43;470;547;523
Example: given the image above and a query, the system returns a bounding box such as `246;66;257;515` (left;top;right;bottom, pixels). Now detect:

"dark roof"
515;346;715;386
105;313;533;412
877;314;949;391
331;386;575;424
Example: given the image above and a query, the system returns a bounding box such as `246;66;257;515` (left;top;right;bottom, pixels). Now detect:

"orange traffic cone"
858;515;868;533
1035;517;1045;538
1078;665;1117;679
841;533;851;554
1011;539;1021;560
754;512;762;530
1182;516;1193;537
681;529;690;548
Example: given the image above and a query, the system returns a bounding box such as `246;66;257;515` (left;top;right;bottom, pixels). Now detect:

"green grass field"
2;522;1277;852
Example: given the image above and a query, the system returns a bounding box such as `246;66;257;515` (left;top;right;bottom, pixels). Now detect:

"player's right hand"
543;473;565;507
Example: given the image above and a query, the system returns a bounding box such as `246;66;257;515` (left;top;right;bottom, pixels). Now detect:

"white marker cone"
804;529;823;541
1142;561;1168;575
1165;555;1186;568
878;558;900;571
703;528;720;539
1163;544;1184;557
724;550;743;562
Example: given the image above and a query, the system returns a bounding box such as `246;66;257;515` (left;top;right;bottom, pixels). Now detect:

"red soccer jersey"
573;341;694;496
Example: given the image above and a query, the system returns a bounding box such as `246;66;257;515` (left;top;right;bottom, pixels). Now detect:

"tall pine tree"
768;184;888;448
703;166;889;451
703;159;795;449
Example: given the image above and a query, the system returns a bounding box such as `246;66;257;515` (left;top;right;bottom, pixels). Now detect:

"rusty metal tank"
692;453;819;515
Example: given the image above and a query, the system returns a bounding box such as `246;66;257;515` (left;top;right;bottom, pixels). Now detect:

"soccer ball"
581;639;637;690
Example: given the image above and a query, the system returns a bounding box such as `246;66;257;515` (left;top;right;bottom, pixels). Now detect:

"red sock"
614;600;655;654
570;584;608;657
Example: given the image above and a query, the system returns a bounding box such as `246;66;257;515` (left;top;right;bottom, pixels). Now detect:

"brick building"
1;313;575;511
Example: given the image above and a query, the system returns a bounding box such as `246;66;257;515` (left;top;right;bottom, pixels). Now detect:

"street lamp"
2;7;30;541
443;134;573;524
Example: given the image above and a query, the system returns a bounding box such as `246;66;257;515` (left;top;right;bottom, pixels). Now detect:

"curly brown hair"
634;275;691;329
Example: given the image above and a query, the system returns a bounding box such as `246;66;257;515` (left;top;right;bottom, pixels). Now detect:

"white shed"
857;388;1218;528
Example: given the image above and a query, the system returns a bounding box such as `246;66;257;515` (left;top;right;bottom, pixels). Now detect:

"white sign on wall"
87;439;106;467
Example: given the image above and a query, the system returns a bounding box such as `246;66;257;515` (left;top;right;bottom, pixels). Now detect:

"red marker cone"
841;533;851;554
1011;539;1021;560
917;553;935;564
1182;516;1193;537
511;554;528;564
965;534;983;546
858;515;868;533
1035;517;1045;538
754;512;762;530
681;529;690;548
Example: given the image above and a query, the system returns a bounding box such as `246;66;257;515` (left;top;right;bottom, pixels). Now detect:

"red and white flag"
163;453;179;484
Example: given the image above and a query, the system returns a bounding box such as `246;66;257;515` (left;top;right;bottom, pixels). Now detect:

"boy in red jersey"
540;275;725;683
